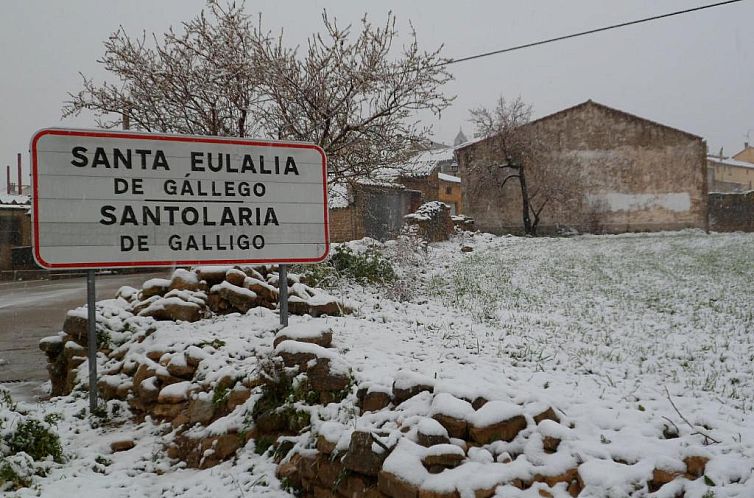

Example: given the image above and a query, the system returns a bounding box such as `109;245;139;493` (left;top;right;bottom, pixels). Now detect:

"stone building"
707;154;754;192
0;194;32;274
327;145;464;241
456;100;708;234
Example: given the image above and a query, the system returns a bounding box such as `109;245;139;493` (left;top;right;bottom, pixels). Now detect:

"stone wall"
397;172;440;204
329;185;422;242
709;191;754;232
0;207;31;271
458;101;708;234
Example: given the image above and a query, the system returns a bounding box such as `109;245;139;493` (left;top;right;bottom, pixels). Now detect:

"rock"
308;359;350;393
313;454;344;488
469;414;527;444
417;418;450;447
245;278;278;303
227;386;251;411
393;371;434;404
531;468;580;489
421;445;464;469
276;461;301;490
316;434;337;455
196;267;228;286
110;440;136;452
308;297;343;317
684;455;709;478
336;474;376;497
649;468;682;491
432;415;467;440
532;406;560;425
62;314;89;345
273;324;333;349
460;245;473;253
170;269;200;291
342;431;390;477
187;396;215;425
135;377;160;405
225;268;247;287
212;282;258;313
418;488;460;498
39;335;64;357
542;436;560;453
360;389;392;413
255;410;287;433
404;201;454;243
153;402;186;419
166;354;196;379
139;298;203;322
141;278;171;298
469;402;527;444
471;397;488;410
158;381;193;403
378;470;419;498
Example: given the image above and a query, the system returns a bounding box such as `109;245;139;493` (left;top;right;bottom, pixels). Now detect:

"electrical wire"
441;0;747;67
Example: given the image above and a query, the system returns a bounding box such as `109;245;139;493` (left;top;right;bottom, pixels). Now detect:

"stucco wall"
459;102;708;234
0;207;31;271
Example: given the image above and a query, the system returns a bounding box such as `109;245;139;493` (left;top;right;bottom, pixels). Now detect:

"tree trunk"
519;164;533;235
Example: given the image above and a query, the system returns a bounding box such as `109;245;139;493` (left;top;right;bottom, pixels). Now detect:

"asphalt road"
0;271;167;384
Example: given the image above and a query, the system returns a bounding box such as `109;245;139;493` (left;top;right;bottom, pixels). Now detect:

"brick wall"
329;206;364;242
709;191;754;232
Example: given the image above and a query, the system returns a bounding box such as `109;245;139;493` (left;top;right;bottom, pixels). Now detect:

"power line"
442;0;747;67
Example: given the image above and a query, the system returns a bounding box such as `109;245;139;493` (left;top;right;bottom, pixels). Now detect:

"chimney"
746;142;750;150
17;153;22;195
6;165;10;194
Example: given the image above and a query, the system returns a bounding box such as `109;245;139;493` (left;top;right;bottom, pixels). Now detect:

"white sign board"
31;129;329;269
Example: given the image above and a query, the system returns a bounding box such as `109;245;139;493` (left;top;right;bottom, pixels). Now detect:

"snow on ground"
3;229;754;496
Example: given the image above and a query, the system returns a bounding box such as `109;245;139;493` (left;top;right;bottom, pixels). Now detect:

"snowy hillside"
2;230;753;497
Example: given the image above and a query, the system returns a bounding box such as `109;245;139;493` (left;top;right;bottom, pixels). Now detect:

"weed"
8;419;64;463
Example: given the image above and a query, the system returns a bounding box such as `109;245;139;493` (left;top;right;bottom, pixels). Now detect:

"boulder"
273;324;333;349
416;418;450;447
378;470;419;498
187;395;215;425
225;268;247;287
393;371;434;404
110;440;136;452
360;389;392;413
469;401;527;444
141;278;171;299
342;431;390;477
211;282;258;313
169;269;200;291
196;266;229;286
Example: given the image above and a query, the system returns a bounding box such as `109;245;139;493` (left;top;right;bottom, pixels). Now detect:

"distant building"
453;129;468;147
456;100;708;234
707;153;754;192
0;194;32;274
732;143;754;164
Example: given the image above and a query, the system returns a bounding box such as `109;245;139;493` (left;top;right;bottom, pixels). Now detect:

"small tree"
63;1;453;188
468;96;583;235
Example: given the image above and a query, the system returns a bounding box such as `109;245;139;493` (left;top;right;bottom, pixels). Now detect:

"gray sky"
1;0;753;190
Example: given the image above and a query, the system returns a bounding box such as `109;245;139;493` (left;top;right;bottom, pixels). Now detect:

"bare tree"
467;96;583;235
63;1;453;188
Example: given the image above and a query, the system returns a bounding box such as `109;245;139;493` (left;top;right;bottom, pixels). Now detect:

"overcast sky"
1;0;753;190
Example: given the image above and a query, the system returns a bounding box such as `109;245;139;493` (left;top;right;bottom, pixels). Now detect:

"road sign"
30;129;329;269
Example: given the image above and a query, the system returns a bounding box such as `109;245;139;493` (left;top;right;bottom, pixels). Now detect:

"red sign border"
30;128;330;269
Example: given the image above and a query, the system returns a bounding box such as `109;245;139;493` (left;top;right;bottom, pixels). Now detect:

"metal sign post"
279;264;289;327
86;270;98;412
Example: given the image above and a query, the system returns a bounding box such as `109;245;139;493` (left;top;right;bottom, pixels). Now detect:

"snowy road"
0;272;167;383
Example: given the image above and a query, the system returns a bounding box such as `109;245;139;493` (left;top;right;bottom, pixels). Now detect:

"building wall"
398;173;440;204
732;146;754;163
459;102;708;234
0;207;31;271
438;179;462;215
708;160;754;192
709;191;754;232
329;207;364;243
328;186;422;242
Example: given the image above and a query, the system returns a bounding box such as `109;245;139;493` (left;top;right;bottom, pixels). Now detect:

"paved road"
0;271;167;383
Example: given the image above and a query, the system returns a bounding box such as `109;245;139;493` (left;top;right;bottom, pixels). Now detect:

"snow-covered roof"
0;193;30;206
707;155;754;170
438;173;461;183
376;147;457;181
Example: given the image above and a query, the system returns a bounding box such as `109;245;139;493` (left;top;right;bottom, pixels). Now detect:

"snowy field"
2;230;753;497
